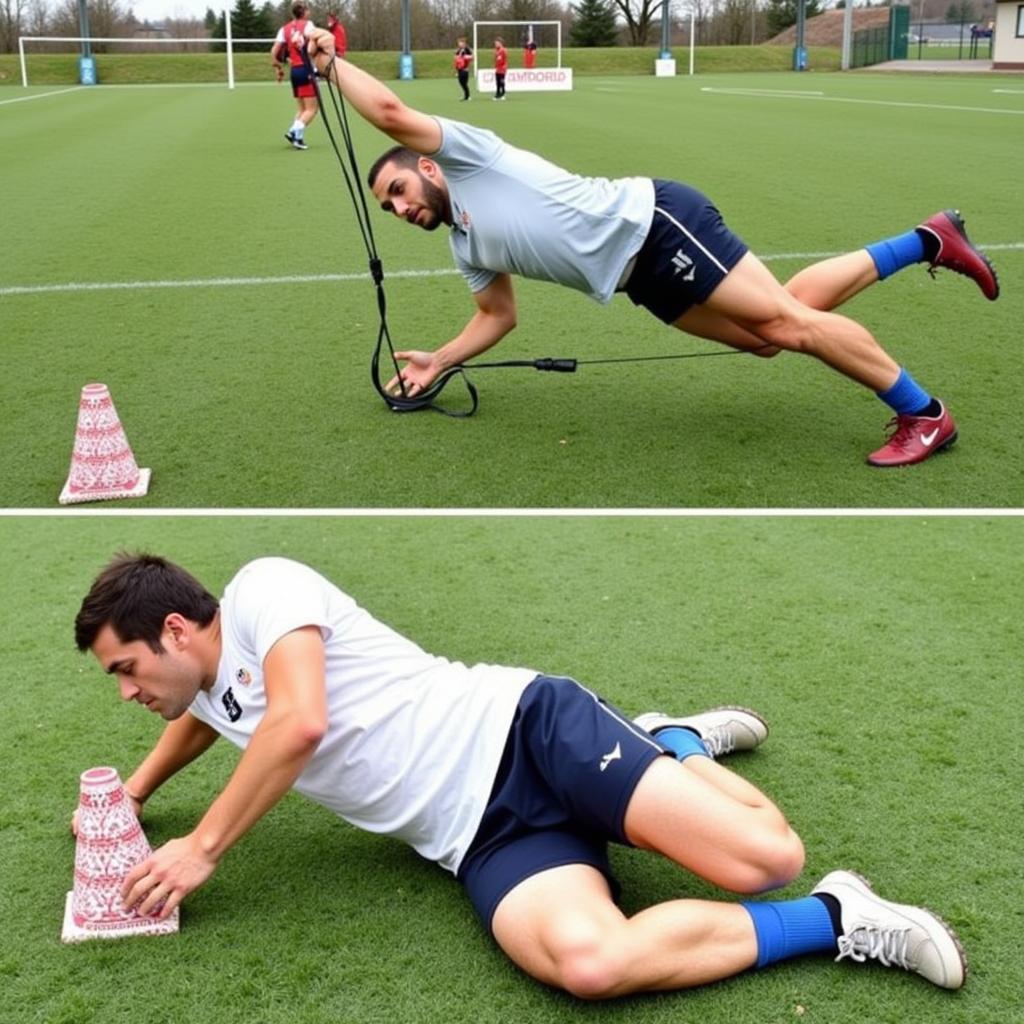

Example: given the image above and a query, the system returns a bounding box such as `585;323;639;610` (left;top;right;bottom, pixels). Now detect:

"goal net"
471;20;572;92
17;34;277;89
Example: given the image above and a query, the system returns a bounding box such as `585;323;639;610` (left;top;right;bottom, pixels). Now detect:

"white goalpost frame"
18;13;257;89
471;19;572;93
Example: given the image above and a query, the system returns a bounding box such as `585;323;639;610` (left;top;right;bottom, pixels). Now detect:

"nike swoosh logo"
920;428;940;447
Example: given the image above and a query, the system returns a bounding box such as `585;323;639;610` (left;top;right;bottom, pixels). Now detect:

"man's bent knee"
750;313;819;355
551;935;629;1000
733;829;805;894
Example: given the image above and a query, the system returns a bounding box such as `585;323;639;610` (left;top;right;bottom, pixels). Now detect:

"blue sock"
653;726;709;762
877;367;932;416
865;229;925;280
741;897;838;968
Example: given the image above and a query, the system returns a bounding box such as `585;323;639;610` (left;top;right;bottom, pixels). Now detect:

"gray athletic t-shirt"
431;117;655;303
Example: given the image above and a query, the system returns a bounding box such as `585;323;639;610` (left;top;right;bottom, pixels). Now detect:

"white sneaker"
812;870;966;990
633;706;767;759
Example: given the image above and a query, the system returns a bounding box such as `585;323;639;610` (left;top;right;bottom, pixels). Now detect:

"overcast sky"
130;0;232;25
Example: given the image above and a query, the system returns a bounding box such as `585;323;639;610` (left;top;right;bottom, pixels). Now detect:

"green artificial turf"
0;514;1020;1022
1;72;1021;507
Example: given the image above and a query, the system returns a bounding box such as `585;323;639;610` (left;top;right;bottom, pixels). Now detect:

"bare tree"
48;0;136;41
0;0;30;52
611;0;665;45
717;0;749;43
347;0;400;50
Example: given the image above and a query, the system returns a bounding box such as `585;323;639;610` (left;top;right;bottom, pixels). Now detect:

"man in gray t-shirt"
309;36;999;468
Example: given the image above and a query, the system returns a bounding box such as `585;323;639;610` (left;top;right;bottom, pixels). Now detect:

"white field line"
0;86;85;106
700;86;1024;116
992;88;1024;94
77;81;279;89
0;268;458;298
3;246;1023;298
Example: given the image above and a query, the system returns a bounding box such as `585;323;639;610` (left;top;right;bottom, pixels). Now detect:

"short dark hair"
367;145;422;190
75;553;219;653
291;3;306;18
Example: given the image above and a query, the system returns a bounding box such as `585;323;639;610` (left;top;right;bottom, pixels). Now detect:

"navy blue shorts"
290;63;316;98
625;179;749;324
457;675;670;932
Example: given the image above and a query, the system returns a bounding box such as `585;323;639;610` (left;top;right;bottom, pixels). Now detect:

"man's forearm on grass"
433;309;517;369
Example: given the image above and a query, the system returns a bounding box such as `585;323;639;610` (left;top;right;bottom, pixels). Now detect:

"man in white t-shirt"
73;553;965;997
303;33;999;468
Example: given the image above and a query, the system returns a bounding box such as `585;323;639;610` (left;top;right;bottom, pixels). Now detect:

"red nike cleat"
867;403;958;467
917;210;999;301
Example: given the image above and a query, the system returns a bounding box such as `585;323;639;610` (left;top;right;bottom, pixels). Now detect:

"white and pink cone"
62;766;178;943
58;383;151;505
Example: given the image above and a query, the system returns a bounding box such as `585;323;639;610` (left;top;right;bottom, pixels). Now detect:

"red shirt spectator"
326;13;347;59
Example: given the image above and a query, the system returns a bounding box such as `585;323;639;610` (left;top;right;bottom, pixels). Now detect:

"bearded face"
373;160;452;231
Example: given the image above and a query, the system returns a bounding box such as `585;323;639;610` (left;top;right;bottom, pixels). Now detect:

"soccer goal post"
17;16;271;89
471;20;572;92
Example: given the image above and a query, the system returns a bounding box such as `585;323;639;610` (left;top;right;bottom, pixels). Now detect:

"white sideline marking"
0;268;459;298
701;87;825;96
84;81;279;90
992;88;1024;94
0;86;85;107
700;86;1024;116
2;246;1022;299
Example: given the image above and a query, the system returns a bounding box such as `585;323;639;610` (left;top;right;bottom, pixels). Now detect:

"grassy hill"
1;44;842;87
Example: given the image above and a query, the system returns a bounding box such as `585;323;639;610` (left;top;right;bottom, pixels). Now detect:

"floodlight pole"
659;0;672;59
841;0;853;70
399;0;414;79
793;0;807;70
77;0;91;58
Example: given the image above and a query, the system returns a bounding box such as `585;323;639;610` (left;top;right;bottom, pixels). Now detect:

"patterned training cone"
61;766;179;943
58;383;151;505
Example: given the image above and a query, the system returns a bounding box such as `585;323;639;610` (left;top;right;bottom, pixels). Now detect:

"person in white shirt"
72;553;966;997
303;32;999;468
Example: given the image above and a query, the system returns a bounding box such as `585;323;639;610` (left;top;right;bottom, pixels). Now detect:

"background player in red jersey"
454;36;473;101
326;12;347;59
271;2;319;150
493;37;507;100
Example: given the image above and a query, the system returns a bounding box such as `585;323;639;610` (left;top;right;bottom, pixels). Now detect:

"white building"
993;0;1024;68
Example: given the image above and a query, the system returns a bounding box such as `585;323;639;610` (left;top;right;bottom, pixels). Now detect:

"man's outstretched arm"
386;273;518;397
121;626;329;919
307;31;442;154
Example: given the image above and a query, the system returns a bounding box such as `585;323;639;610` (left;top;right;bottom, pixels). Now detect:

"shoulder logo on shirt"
458;209;472;232
222;686;243;723
235;667;252;687
671;250;695;281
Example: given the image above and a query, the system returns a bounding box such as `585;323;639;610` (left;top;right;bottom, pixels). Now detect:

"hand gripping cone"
62;766;179;943
58;383;151;505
